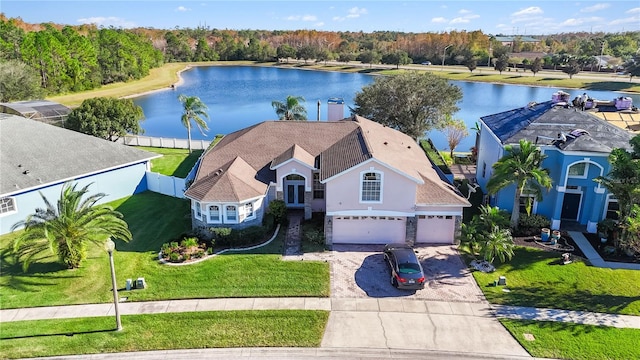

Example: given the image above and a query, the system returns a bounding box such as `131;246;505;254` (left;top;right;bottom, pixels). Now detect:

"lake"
133;66;640;151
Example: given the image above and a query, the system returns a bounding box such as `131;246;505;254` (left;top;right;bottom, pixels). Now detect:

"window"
519;194;536;214
194;201;202;219
244;202;254;219
482;162;487;178
605;198;619;220
0;197;16;215
208;205;221;223
361;172;381;202
313;173;324;199
226;205;237;222
568;162;588;177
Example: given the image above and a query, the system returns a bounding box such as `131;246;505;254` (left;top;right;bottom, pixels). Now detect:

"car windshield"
398;262;421;274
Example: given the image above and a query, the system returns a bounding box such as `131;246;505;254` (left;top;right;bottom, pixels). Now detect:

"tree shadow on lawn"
491;283;640;316
1;327;115;340
0;248;81;294
113;192;191;253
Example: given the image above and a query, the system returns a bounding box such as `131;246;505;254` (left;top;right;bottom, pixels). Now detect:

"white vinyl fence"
146;172;187;198
119;135;211;150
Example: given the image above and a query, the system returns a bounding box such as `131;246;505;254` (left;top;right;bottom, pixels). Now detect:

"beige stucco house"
184;115;470;246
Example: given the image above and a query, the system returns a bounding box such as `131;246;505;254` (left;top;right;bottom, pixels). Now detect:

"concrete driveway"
294;244;486;302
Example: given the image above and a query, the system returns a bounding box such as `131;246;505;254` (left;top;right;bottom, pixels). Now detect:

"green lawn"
500;319;640;360
472;247;640;315
0;310;329;359
0;192;330;309
140;147;204;177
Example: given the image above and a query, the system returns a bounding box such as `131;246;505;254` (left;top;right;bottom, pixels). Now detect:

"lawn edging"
158;224;281;266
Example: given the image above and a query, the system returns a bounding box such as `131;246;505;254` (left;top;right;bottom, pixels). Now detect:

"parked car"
383;244;426;290
421;61;432;65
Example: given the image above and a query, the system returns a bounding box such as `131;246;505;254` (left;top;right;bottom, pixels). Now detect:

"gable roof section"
481;101;633;152
320;127;372;180
416;175;470;206
270;144;316;170
1;114;157;196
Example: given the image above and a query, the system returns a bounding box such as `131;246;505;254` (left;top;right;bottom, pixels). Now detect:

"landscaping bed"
583;232;640;264
512;231;587;260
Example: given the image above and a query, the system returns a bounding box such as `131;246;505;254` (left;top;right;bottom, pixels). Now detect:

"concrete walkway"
3;297;639;328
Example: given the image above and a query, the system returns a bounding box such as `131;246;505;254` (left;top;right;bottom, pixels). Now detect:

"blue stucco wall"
476;123;504;190
1;162;149;235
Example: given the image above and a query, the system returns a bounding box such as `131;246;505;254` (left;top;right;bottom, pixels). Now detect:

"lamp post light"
442;45;452;71
105;238;122;331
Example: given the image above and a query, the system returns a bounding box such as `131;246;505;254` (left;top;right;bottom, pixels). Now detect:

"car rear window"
398;262;421;274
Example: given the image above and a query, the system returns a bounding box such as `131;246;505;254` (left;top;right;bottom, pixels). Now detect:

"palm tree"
178;94;210;153
12;182;132;270
271;95;307;120
487;139;553;228
480;226;515;264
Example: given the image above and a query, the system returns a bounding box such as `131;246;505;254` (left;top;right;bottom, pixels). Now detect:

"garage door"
416;215;455;244
332;216;406;244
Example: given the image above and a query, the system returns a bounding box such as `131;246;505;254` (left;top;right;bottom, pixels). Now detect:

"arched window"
361;171;382;202
225;205;237;222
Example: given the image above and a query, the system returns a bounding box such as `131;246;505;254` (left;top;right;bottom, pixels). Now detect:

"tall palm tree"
12;182;132;270
487;139;553;228
178;94;210;153
271;95;307;120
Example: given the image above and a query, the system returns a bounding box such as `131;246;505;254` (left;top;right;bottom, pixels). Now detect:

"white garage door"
332;216;406;244
416;215;455;244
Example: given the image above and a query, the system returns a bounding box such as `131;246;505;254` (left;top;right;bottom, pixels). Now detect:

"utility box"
498;276;506;286
135;277;146;289
125;278;132;291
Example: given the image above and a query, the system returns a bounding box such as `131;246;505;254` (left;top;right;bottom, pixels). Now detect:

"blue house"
0;114;159;235
475;93;636;233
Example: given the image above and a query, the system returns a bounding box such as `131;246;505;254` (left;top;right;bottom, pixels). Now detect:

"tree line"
1;14;639;102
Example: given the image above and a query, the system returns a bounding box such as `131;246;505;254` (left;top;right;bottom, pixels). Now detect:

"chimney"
327;97;345;121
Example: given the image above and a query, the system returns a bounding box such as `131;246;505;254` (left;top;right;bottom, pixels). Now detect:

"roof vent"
407;145;411;149
527;101;537;109
384;141;388;145
23;170;30;175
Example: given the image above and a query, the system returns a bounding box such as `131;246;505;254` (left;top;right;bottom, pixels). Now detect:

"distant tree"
66;97;144;141
464;58;477;73
562;58;581;79
487;139;553;228
353;72;462;140
0;60;44;102
178;94;210;153
296;45;316;64
623;54;640;81
315;49;335;65
442;117;469;158
381;50;411;69
494;54;509;74
357;50;381;68
276;44;297;62
12;182;132;270
338;52;356;63
271;95;307;120
530;57;543;76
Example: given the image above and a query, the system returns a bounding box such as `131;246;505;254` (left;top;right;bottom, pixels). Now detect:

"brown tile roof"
271;144;316;169
187;116;469;207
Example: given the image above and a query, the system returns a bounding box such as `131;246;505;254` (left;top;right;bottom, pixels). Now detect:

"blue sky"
2;1;639;34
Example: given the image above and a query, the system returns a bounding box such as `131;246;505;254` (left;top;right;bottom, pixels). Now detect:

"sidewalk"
569;231;640;270
3;297;639;329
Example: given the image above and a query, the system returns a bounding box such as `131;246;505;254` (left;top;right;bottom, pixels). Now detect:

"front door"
561;193;581;220
285;180;305;208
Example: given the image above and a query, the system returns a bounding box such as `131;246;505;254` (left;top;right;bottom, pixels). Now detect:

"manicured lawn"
0;310;329;359
500;319;640;360
0;192;330;309
472;247;640;315
140;147;204;177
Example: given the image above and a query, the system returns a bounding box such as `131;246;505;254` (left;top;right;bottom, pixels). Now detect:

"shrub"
303;228;325;246
169;252;180;262
210;227;233;246
236;226;267;246
262;212;275;230
181;237;199;248
267;200;287;224
518;213;551;229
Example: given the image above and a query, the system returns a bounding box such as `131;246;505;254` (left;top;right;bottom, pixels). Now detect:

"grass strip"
472;247;640;315
500;319;640;360
0;310;329;359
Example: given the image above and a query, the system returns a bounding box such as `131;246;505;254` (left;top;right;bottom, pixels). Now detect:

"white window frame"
519;193;538;214
360;170;383;203
313;172;324;199
603;194;619;220
567;162;588;179
193;201;202;220
0;197;17;217
208;204;222;224
224;204;238;223
240;202;255;221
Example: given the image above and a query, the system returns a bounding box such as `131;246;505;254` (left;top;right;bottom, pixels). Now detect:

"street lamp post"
105;238;122;331
442;45;452;70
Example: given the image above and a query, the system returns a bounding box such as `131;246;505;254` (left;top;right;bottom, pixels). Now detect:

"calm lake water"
134;66;640;151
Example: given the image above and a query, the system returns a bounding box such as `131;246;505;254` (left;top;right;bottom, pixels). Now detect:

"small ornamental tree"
66;97;144;141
